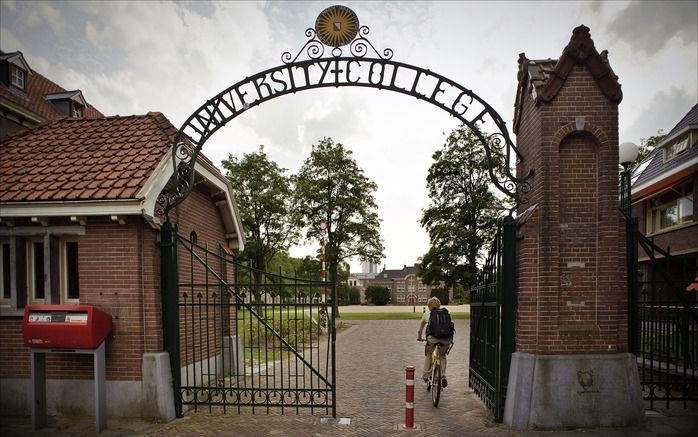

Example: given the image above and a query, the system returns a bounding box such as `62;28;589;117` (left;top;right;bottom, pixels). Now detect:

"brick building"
0;111;244;420
347;272;376;303
630;103;697;297
0;51;103;140
368;265;435;305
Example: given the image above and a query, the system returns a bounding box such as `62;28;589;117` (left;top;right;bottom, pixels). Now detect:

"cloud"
621;87;697;144
607;1;697;55
2;1;696;273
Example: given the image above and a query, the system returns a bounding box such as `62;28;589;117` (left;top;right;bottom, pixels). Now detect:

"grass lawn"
338;312;470;320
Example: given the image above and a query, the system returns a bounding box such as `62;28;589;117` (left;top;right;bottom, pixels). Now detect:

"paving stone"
2;319;697;436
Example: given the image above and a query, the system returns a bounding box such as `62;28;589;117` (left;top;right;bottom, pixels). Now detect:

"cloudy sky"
2;1;696;273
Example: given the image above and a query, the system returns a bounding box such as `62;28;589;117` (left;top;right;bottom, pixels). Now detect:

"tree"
294;137;384;284
365;286;390;305
337;284;360;305
349;287;361;304
430;288;450;305
629;129;665;171
418;126;507;291
222;146;300;302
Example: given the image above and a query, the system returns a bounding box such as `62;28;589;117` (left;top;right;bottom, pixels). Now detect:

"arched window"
189;231;198;244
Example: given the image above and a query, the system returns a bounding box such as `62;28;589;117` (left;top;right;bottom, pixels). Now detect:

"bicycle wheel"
431;364;442;407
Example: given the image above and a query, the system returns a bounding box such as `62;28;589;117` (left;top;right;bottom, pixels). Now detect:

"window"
62;241;79;301
664;136;689;161
27;240;45;302
73;103;84;118
10;65;25;89
1;242;10;306
647;183;694;234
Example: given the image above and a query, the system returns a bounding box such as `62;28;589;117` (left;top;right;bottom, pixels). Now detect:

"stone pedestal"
504;353;643;429
142;352;176;422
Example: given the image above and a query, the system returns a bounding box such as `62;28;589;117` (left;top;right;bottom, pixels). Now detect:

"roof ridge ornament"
281;5;393;64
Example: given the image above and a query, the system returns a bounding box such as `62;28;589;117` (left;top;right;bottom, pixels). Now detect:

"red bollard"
405;366;415;429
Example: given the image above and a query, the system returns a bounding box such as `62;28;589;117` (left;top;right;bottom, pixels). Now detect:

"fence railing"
469;216;516;422
626;216;698;408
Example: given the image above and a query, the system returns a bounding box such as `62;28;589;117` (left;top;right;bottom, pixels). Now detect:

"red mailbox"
23;304;113;349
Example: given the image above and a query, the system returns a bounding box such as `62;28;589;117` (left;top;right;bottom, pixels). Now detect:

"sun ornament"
314;5;360;48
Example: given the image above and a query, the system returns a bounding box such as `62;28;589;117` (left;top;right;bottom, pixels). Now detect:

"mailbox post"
23;305;113;432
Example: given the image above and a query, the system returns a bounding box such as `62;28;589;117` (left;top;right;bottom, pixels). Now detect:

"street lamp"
619;141;640;355
619;142;639;216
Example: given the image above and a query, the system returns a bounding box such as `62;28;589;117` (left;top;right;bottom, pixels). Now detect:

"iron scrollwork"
158;7;533;218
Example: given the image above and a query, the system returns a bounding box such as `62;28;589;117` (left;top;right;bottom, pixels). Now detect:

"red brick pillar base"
504;25;643;429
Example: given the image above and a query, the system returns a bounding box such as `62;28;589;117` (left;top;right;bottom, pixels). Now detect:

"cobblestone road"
2;319;696;436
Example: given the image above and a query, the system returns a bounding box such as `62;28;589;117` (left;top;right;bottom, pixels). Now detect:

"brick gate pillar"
504;25;643;429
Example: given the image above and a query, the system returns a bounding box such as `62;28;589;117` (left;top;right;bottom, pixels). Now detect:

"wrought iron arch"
157;21;533;217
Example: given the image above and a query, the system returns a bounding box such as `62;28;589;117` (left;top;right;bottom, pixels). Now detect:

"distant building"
368;265;443;305
630;103;697;299
361;260;379;274
347;272;377;303
0;51;103;140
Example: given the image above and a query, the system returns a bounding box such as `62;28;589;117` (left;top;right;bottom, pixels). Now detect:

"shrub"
349;287;361;304
365;286;390;306
337;284;362;305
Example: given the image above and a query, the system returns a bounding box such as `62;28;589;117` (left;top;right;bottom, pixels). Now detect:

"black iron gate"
627;217;697;408
161;222;336;417
469;216;517;422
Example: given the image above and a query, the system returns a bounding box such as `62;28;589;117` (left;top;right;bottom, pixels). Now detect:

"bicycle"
418;339;453;407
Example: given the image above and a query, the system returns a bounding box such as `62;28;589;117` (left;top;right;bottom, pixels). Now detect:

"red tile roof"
0;112;179;202
536;25;622;105
0;55;103;121
513;25;623;133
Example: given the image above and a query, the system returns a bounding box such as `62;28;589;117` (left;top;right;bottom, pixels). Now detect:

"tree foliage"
365;286;390;306
629;129;665;171
418;126;508;290
430;288;450;305
222;147;299;299
337;284;360;305
294;137;384;281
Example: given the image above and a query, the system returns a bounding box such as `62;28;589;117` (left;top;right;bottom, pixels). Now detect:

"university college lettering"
182;59;492;144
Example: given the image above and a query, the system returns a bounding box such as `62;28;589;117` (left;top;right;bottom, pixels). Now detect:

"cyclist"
417;296;453;388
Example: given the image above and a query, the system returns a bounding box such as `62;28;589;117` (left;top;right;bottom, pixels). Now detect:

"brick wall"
0;184;233;382
1;217;148;381
515;62;627;354
171;184;235;368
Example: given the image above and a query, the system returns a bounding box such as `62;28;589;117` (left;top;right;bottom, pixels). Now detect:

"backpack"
426;308;454;339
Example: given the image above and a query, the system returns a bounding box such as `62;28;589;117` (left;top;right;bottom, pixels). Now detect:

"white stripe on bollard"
406;380;414;386
405;402;414;408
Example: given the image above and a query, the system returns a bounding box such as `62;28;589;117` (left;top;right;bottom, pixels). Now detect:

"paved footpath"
2;319;697;436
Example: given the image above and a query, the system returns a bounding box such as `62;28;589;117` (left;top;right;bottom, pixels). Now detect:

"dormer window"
664;136;689;161
10;65;25;89
45;90;87;118
73;103;84;118
1;51;31;91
